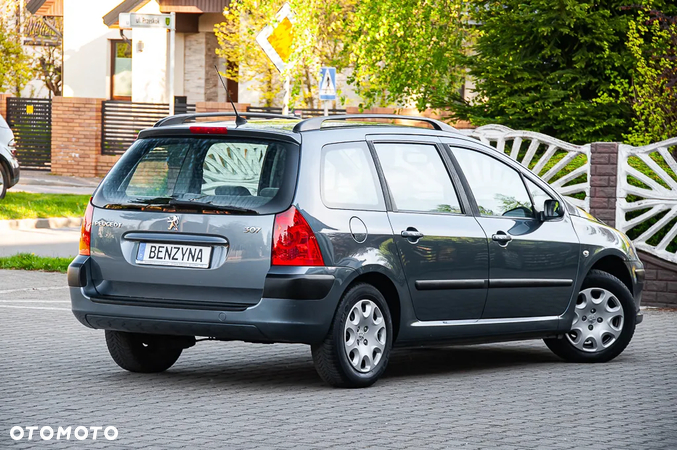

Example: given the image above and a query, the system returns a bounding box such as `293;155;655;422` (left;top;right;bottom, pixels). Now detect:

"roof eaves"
26;0;49;14
102;0;151;27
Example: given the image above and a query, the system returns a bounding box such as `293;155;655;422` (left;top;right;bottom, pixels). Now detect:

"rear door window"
321;142;385;210
95;137;299;214
373;143;462;214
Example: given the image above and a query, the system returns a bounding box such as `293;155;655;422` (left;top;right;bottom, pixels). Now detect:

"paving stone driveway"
0;270;675;449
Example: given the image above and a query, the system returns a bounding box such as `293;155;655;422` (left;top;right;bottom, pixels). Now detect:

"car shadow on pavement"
102;343;561;389
384;345;560;380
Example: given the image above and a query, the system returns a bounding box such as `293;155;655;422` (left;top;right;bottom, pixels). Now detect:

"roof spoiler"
154;112;299;128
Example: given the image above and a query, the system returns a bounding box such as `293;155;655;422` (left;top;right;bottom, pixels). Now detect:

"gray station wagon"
68;113;645;388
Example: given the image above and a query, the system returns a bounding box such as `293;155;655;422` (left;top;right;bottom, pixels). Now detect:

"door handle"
492;231;512;246
401;228;424;241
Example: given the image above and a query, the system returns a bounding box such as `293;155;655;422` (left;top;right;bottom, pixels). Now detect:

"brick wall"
51;97;120;177
0;93;12;120
195;102;250;113
638;251;677;308
184;33;222;104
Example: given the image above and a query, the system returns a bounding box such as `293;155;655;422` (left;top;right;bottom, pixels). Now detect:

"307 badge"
244;227;261;233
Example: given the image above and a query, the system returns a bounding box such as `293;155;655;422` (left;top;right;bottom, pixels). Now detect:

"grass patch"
0;253;72;273
0;192;90;220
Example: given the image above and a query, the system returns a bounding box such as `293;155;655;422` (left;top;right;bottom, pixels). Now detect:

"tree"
622;6;677;146
215;0;354;109
452;0;642;144
0;5;33;96
34;44;62;97
342;0;473;110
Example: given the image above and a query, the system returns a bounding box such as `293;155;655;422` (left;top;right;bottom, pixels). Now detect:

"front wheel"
545;269;637;363
105;331;183;373
312;283;393;388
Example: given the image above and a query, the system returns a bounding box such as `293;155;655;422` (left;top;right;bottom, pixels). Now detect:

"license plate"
136;242;212;269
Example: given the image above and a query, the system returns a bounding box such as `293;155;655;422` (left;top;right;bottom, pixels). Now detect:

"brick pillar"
589;142;619;227
0;93;13;120
51;97;104;177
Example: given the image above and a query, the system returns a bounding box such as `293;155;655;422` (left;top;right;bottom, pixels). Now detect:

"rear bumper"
69;258;352;345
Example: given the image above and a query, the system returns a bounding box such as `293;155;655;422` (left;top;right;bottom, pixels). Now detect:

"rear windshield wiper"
167;199;257;214
105;197;257;214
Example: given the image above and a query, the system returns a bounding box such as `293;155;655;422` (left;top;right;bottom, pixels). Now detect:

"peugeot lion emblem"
167;215;179;231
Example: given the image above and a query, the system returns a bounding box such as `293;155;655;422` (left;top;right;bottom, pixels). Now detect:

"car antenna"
214;64;246;127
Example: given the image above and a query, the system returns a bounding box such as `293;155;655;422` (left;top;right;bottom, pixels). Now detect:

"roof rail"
154;112;299;127
292;114;457;133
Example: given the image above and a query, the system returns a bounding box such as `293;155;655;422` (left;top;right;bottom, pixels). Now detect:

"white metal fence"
616;138;677;264
463;125;591;211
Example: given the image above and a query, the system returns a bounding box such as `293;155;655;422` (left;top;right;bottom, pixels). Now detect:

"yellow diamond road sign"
256;3;294;73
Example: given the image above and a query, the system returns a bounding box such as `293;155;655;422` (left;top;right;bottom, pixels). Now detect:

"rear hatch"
89;133;299;310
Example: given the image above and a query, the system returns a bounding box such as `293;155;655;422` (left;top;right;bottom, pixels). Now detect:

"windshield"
93;137;299;215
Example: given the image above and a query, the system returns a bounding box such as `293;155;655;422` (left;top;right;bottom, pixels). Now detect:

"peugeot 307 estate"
68;113;644;388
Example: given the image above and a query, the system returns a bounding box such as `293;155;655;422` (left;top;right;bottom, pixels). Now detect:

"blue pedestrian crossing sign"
319;67;337;101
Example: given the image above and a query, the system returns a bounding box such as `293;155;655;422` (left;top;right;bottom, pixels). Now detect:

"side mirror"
540;199;564;221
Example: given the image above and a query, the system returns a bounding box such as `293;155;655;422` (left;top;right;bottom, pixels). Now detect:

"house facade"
28;0;235;105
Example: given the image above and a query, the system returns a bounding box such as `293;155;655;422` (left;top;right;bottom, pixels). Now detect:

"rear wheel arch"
342;270;402;342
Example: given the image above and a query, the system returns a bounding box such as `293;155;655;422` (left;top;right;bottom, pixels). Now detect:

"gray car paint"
69;122;643;348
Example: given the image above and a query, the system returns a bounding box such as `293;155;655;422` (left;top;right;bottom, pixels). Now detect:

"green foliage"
0;16;33;95
343;0;472;110
0;253;71;273
453;0;639;144
0;192;90;220
622;7;677;146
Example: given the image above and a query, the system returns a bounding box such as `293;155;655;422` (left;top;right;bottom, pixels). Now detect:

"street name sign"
319;67;337;101
119;13;174;30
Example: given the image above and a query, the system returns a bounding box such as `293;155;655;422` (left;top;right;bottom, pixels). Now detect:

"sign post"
168;12;176;115
255;3;294;115
319;67;337;116
119;12;176;114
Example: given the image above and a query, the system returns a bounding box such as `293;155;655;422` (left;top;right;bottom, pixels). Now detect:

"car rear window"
93;137;299;214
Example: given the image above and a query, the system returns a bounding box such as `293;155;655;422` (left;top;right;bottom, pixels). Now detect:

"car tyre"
105;330;183;373
545;269;636;363
311;283;393;388
0;163;8;200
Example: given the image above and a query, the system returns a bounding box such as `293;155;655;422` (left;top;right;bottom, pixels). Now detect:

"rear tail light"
272;206;325;266
79;199;94;256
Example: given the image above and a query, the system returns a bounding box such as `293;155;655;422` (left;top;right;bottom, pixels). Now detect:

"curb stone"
0;217;83;231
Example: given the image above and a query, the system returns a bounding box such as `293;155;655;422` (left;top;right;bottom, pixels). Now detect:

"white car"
0;114;20;199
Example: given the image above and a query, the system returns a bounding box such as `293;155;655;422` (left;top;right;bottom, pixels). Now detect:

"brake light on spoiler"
189;126;228;134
